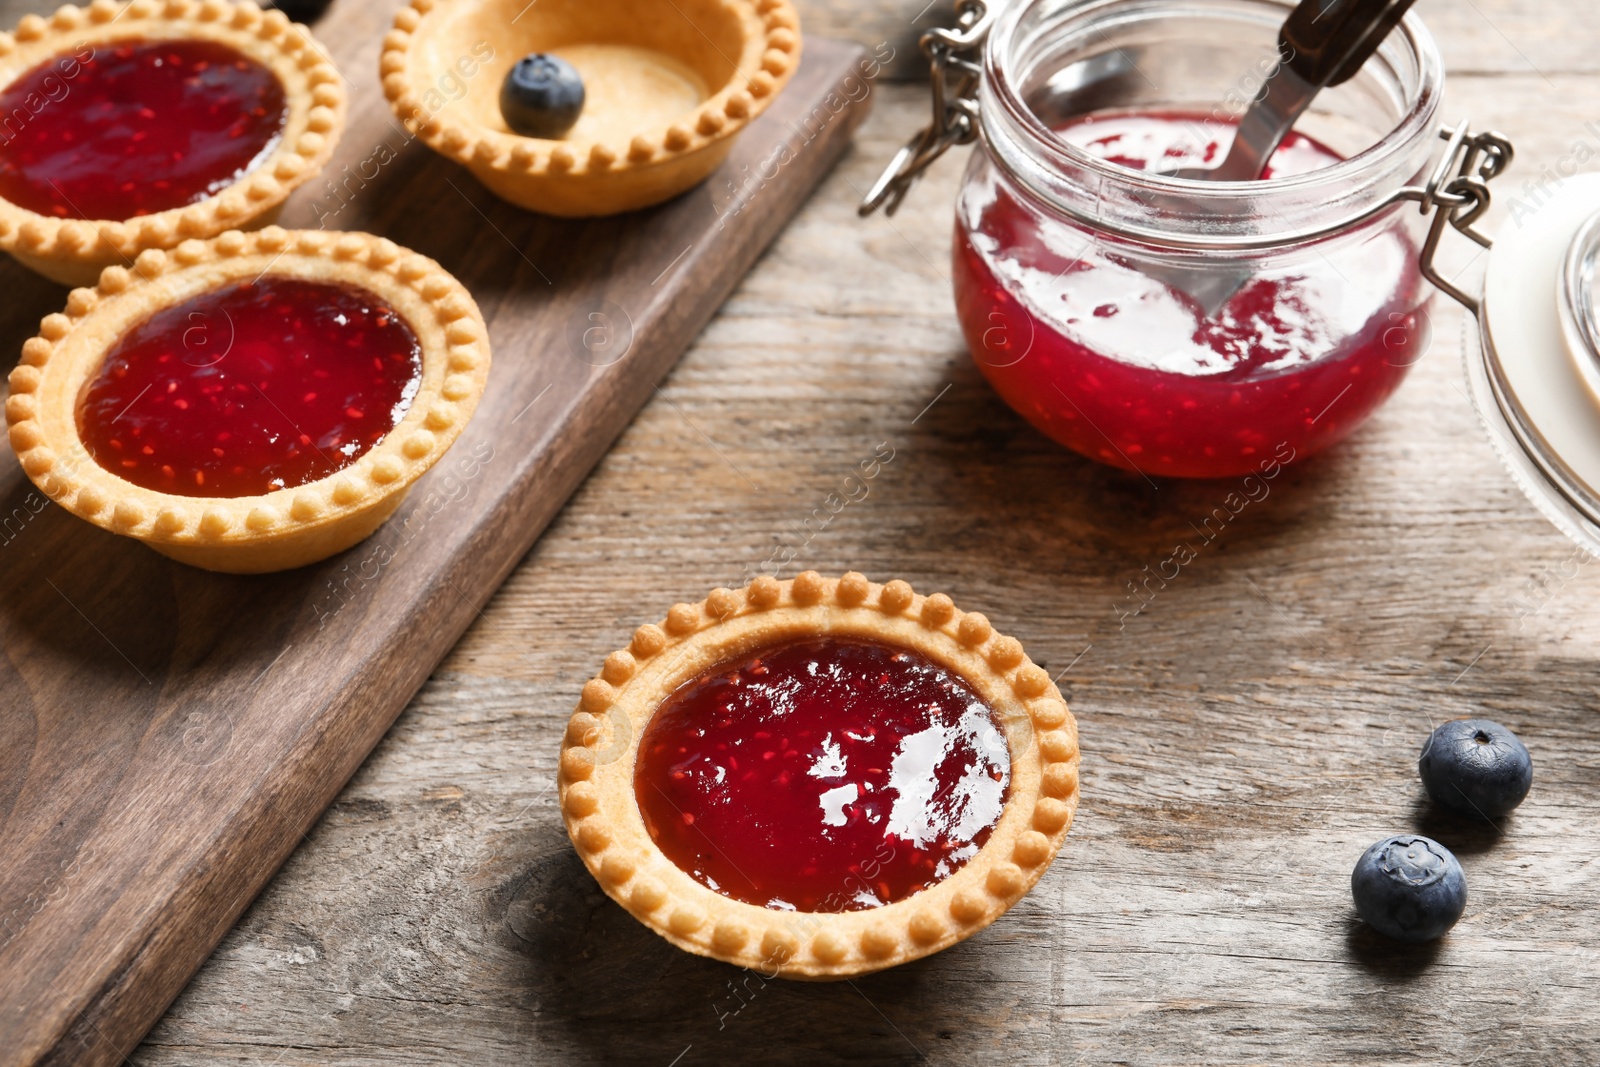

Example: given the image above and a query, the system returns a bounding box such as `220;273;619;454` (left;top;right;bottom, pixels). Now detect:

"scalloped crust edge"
4;227;492;573
379;0;801;216
0;0;347;286
558;572;1080;980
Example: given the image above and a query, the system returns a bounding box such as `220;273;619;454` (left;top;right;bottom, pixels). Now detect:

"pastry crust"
559;572;1080;979
0;0;346;286
380;0;801;217
4;228;491;573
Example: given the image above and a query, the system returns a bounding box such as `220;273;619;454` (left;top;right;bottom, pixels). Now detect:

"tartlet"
0;0;345;286
4;228;491;573
559;571;1080;979
379;0;801;217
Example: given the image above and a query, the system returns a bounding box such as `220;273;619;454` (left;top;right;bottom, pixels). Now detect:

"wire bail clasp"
1400;120;1514;313
858;0;994;217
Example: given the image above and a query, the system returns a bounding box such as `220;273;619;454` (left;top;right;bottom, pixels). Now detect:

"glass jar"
900;0;1450;478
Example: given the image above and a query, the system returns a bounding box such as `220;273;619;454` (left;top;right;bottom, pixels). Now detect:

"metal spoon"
1155;0;1422;315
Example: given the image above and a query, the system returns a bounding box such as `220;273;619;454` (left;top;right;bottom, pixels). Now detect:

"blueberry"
1351;835;1467;942
500;53;585;139
1418;718;1532;819
267;0;333;22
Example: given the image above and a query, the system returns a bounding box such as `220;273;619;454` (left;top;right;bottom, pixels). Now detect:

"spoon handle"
1281;0;1422;89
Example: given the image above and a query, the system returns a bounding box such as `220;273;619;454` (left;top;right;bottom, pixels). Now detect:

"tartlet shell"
0;0;347;286
380;0;802;217
4;228;492;573
558;572;1080;980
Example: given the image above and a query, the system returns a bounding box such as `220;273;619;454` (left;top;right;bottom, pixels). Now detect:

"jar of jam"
864;0;1510;479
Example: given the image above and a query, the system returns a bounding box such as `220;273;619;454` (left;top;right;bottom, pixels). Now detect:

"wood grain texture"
4;0;1600;1064
0;5;871;1063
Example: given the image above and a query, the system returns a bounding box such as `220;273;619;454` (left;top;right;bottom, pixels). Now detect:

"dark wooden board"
0;9;872;1062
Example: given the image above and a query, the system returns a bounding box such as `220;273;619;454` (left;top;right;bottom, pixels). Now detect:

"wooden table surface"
5;0;1600;1063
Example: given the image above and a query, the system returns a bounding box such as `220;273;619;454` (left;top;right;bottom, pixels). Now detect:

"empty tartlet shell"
4;228;492;573
558;572;1080;979
380;0;802;217
0;0;346;286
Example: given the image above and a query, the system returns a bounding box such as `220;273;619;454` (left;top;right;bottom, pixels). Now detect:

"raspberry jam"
0;38;287;221
77;277;423;497
635;637;1010;912
954;110;1429;479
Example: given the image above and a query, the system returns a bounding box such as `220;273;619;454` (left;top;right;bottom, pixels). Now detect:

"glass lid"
1468;173;1600;554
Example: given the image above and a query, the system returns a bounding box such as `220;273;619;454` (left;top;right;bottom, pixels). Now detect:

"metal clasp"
858;0;994;216
1399;120;1515;314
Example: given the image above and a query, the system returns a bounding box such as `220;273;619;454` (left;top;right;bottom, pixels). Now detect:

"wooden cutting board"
0;7;872;1061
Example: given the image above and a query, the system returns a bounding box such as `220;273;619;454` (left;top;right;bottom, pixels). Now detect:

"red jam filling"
0;38;287;221
635;637;1010;912
77;277;423;498
954;109;1429;480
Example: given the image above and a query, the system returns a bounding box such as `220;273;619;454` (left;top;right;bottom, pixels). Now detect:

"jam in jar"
948;0;1444;478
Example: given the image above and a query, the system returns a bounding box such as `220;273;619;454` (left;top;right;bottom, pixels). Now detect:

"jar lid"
1469;172;1600;552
